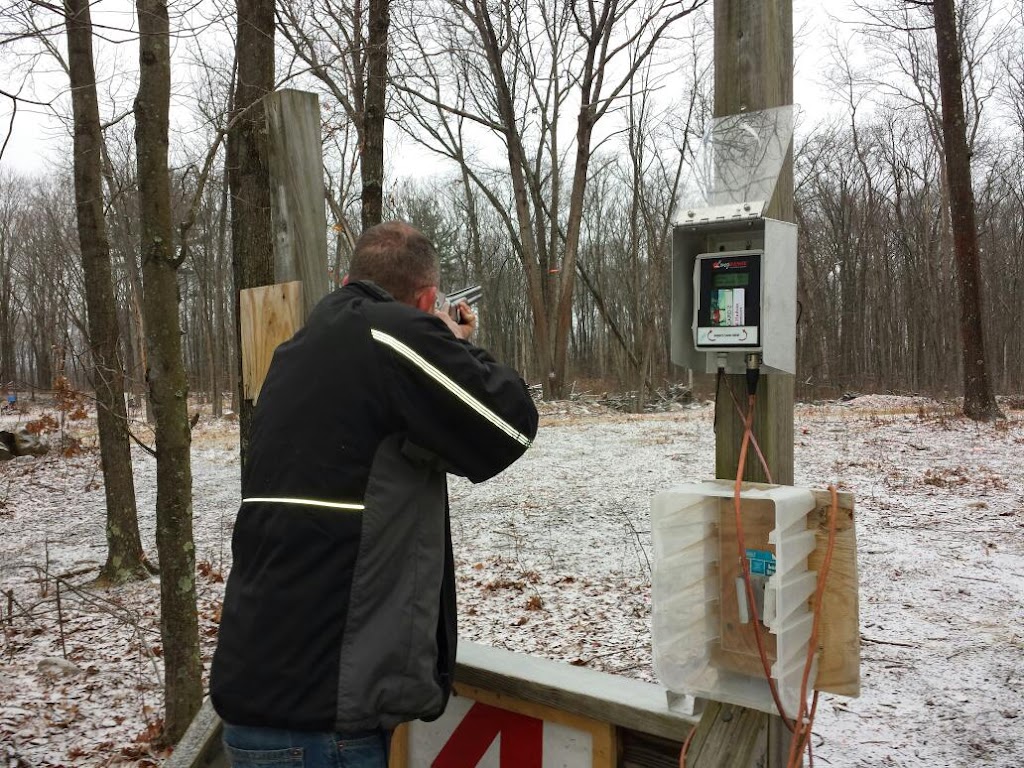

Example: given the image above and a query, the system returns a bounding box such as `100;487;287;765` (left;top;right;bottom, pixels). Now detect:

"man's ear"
414;286;437;313
342;274;350;286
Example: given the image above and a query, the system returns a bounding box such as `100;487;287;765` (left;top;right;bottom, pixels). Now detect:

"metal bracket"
676;200;766;226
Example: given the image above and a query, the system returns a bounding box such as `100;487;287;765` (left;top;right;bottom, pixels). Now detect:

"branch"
100;108;134;131
0;88;55;108
175;87;265;271
127;426;157;458
0;97;15;162
390;79;506;133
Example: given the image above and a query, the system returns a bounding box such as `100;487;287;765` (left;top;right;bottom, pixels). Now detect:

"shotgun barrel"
442;285;483;322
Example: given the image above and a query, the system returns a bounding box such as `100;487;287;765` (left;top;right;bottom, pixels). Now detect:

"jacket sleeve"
368;309;539;483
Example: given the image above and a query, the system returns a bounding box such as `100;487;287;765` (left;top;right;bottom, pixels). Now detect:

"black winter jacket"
209;281;538;732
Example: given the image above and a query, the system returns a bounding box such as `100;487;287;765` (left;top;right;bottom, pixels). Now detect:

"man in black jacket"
210;221;539;768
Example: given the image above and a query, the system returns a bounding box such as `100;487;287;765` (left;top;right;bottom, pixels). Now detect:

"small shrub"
25;414;59;435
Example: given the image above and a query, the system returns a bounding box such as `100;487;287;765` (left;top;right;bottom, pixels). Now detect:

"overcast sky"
0;0;844;178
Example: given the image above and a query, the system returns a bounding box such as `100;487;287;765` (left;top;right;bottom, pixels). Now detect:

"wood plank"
239;281;302;402
164;698;226;768
716;374;795;487
454;642;696;742
808;489;860;696
712;4;795;761
687;700;766;768
454;683;616;768
388;723;408;768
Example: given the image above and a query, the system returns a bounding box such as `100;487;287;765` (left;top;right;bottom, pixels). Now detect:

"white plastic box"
651;481;818;715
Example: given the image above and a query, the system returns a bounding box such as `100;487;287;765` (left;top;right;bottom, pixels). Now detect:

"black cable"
714;366;724;431
745;358;761;397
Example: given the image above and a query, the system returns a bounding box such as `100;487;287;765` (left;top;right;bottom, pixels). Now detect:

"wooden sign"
391;684;616;768
239;281;303;403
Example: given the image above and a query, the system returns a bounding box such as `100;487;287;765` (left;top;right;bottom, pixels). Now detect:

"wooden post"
235;89;330;414
262;89;330;320
699;2;797;767
713;0;795;486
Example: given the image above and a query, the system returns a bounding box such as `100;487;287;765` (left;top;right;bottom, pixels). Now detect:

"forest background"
1;0;1022;410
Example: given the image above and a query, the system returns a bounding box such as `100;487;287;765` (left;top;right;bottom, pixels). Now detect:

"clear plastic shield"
676;106;794;218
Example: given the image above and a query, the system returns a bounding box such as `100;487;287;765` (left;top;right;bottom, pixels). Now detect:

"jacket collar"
346;280;394;303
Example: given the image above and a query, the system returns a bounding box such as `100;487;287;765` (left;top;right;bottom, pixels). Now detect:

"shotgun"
439;285;483;323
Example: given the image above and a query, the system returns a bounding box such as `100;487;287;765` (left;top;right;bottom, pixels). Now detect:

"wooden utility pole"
234;89;331;441
699;1;797;766
713;0;795;488
263;89;331;318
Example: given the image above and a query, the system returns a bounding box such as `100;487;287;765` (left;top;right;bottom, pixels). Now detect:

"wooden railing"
167;642;694;768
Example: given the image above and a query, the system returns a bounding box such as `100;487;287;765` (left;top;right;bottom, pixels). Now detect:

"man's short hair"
348;221;439;304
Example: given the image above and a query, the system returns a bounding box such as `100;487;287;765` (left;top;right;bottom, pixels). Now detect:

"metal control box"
670;106;797;375
671;215;797;375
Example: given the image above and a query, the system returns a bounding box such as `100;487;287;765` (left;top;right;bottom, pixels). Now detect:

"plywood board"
715;496;778;678
808;489;859;696
390;683;616;768
703;482;859;697
455;683;617;767
388;723;408;768
239;281;303;403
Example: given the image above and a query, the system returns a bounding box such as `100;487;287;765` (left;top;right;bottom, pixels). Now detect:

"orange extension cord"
680;395;840;768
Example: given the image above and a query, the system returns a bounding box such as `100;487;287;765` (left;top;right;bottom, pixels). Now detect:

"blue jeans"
222;724;390;768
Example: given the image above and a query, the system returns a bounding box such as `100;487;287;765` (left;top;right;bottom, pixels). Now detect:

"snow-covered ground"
1;396;1022;767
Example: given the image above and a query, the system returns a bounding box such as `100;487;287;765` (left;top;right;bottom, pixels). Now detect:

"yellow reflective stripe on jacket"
241;497;365;511
370;328;532;447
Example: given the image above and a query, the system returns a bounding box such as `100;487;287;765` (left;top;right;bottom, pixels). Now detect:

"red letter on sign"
433;702;543;767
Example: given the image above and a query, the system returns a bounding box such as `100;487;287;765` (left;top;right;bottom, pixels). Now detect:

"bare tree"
276;0;390;231
134;0;202;742
0;174;24;382
229;0;275;464
362;0;389;229
64;0;149;584
395;0;704;398
931;0;1002;419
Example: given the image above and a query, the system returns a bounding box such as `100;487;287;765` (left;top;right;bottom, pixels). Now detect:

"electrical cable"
722;372;773;483
681;369;840;767
786;487;839;768
733;393;795;731
734;396;841;767
678;723;698;767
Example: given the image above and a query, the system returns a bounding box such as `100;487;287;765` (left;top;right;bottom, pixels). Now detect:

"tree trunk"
361;0;389;231
551;117;595;399
932;0;1002;421
135;0;202;743
228;0;276;467
469;0;554;395
64;0;148;586
0;218;17;383
212;166;231;419
100;147;153;423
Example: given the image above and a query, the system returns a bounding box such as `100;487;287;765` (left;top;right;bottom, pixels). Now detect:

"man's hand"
436;300;476;341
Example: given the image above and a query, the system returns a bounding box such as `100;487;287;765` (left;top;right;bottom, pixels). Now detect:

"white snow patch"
0;401;1021;767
